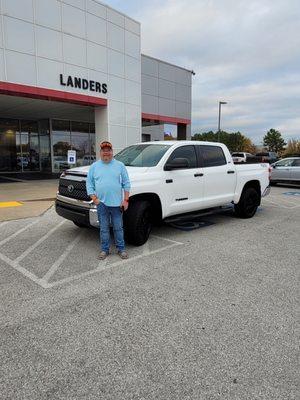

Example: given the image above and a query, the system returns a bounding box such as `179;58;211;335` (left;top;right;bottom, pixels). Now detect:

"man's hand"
90;195;100;205
121;200;129;211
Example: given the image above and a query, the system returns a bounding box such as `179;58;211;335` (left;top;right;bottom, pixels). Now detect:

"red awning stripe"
0;81;107;107
142;113;190;125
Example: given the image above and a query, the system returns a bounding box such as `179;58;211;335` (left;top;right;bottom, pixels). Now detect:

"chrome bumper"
56;194;100;227
262;185;271;197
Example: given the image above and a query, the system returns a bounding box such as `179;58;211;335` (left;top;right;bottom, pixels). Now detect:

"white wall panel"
87;0;106;19
4;17;35;55
86;13;106;46
159;98;175;117
62;0;85;10
107;8;125;28
175;83;191;103
3;0;33;23
159;79;175;100
108;75;125;102
110;125;126;150
0;49;5;80
6;51;36;85
125;18;140;35
87;42;107;72
126;103;140;127
125;31;140;59
108;100;125;126
37;58;61;89
35;0;61;31
62;3;85;38
125;56;140;82
141;75;158;96
108;49;124;78
0;18;3;48
126;127;140;145
63;34;86;67
36;26;63;61
176;101;191;119
125;80;140;105
141;56;158;77
175;68;192;86
142;94;158;114
107;22;124;53
88;69;108;88
64;63;89;89
159;62;176;82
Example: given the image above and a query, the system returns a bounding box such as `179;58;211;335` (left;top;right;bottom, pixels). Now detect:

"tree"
263;129;286;153
283;139;300;157
192;131;256;153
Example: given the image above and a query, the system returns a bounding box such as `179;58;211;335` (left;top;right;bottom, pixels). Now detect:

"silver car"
270;157;300;185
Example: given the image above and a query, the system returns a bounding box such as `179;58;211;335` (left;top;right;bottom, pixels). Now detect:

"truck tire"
124;200;152;246
234;187;260;219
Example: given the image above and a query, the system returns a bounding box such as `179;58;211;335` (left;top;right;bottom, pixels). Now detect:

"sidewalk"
0;179;59;222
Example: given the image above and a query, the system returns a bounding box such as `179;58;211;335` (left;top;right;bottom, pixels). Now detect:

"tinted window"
115;144;170;167
201;145;226;167
292;159;300;166
275;159;294;167
167;145;197;169
232;153;244;157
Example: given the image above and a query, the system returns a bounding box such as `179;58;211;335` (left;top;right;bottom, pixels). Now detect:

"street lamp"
217;101;227;142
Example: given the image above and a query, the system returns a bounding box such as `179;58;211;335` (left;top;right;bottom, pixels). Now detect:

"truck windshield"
115;144;170;167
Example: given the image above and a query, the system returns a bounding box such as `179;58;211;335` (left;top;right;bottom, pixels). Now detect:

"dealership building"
0;0;193;174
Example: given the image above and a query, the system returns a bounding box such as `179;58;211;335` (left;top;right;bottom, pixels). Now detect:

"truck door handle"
227;170;235;174
194;173;204;177
166;179;173;183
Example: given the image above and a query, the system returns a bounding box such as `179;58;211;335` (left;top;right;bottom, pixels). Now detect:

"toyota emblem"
67;184;74;193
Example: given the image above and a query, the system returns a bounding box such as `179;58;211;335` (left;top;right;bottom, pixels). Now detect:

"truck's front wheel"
124;200;152;246
234;187;260;218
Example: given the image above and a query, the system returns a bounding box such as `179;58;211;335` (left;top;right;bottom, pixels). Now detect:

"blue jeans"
97;202;125;253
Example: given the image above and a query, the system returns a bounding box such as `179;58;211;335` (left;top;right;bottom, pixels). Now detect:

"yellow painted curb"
0;201;23;208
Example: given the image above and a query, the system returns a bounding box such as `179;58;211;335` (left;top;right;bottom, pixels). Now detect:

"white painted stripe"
45;242;183;289
0;221;10;228
0;220;39;246
151;234;184;245
0;251;47;288
15;220;65;263
42;232;84;282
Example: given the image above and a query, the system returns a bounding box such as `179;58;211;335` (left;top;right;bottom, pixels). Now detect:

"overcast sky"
107;0;300;144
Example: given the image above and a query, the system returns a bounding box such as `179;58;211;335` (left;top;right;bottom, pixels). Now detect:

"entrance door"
20;121;40;171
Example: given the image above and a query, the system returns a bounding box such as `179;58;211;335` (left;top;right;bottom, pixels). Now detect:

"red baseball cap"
100;141;113;150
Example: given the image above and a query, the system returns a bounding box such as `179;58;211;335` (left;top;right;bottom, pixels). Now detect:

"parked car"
231;152;254;163
270;157;300;185
255;152;278;163
56;141;270;246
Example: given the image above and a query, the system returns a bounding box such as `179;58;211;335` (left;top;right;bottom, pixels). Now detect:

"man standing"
86;141;130;260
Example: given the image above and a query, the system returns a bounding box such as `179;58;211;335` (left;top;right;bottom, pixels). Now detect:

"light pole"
217;101;227;142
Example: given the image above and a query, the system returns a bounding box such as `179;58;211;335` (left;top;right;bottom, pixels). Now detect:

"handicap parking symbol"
283;192;300;197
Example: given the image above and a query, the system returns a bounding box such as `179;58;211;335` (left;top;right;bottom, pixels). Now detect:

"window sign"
67;150;76;165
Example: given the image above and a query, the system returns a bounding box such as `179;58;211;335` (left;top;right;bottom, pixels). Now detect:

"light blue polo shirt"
86;159;131;207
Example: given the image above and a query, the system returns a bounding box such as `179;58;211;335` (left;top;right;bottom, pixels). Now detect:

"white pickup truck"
56;141;270;245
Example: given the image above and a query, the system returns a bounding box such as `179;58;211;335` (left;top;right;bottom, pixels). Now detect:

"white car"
56;141;270;245
231;152;253;163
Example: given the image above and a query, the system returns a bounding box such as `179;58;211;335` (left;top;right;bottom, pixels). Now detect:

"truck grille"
58;178;90;201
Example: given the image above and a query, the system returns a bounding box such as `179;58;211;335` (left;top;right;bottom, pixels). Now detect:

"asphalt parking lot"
1;186;299;400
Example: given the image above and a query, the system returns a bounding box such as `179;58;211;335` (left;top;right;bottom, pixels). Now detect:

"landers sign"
59;74;107;94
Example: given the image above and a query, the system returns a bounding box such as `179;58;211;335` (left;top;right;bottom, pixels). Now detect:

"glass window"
292;159;300;167
201;145;226;167
167;145;197;169
0;119;21;172
52;120;71;172
20;121;39;171
71;121;90;167
115;144;170;167
275;159;294;167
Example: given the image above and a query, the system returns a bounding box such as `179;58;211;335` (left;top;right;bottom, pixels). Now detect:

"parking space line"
44;241;183;289
42;232;84;282
263;198;299;209
151;234;184;245
15;220;66;263
0;251;47;288
0;220;39;246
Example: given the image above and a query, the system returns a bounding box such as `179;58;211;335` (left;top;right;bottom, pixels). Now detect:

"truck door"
163;145;204;216
272;159;294;181
290;159;300;182
198;145;236;207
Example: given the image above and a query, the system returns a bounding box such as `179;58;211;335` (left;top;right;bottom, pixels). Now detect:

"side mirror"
164;157;189;171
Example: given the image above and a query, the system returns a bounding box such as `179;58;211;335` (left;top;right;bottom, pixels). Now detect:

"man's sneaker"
118;251;128;259
98;251;108;260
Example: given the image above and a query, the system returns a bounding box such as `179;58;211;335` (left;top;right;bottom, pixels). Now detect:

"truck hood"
65;165;149;177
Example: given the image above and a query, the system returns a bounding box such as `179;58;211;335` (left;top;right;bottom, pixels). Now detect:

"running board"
164;205;234;224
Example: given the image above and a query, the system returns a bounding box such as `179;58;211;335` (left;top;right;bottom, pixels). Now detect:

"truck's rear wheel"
234;187;260;218
124;201;152;246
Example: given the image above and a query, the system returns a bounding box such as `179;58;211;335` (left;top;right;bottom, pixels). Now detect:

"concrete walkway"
0;179;59;221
